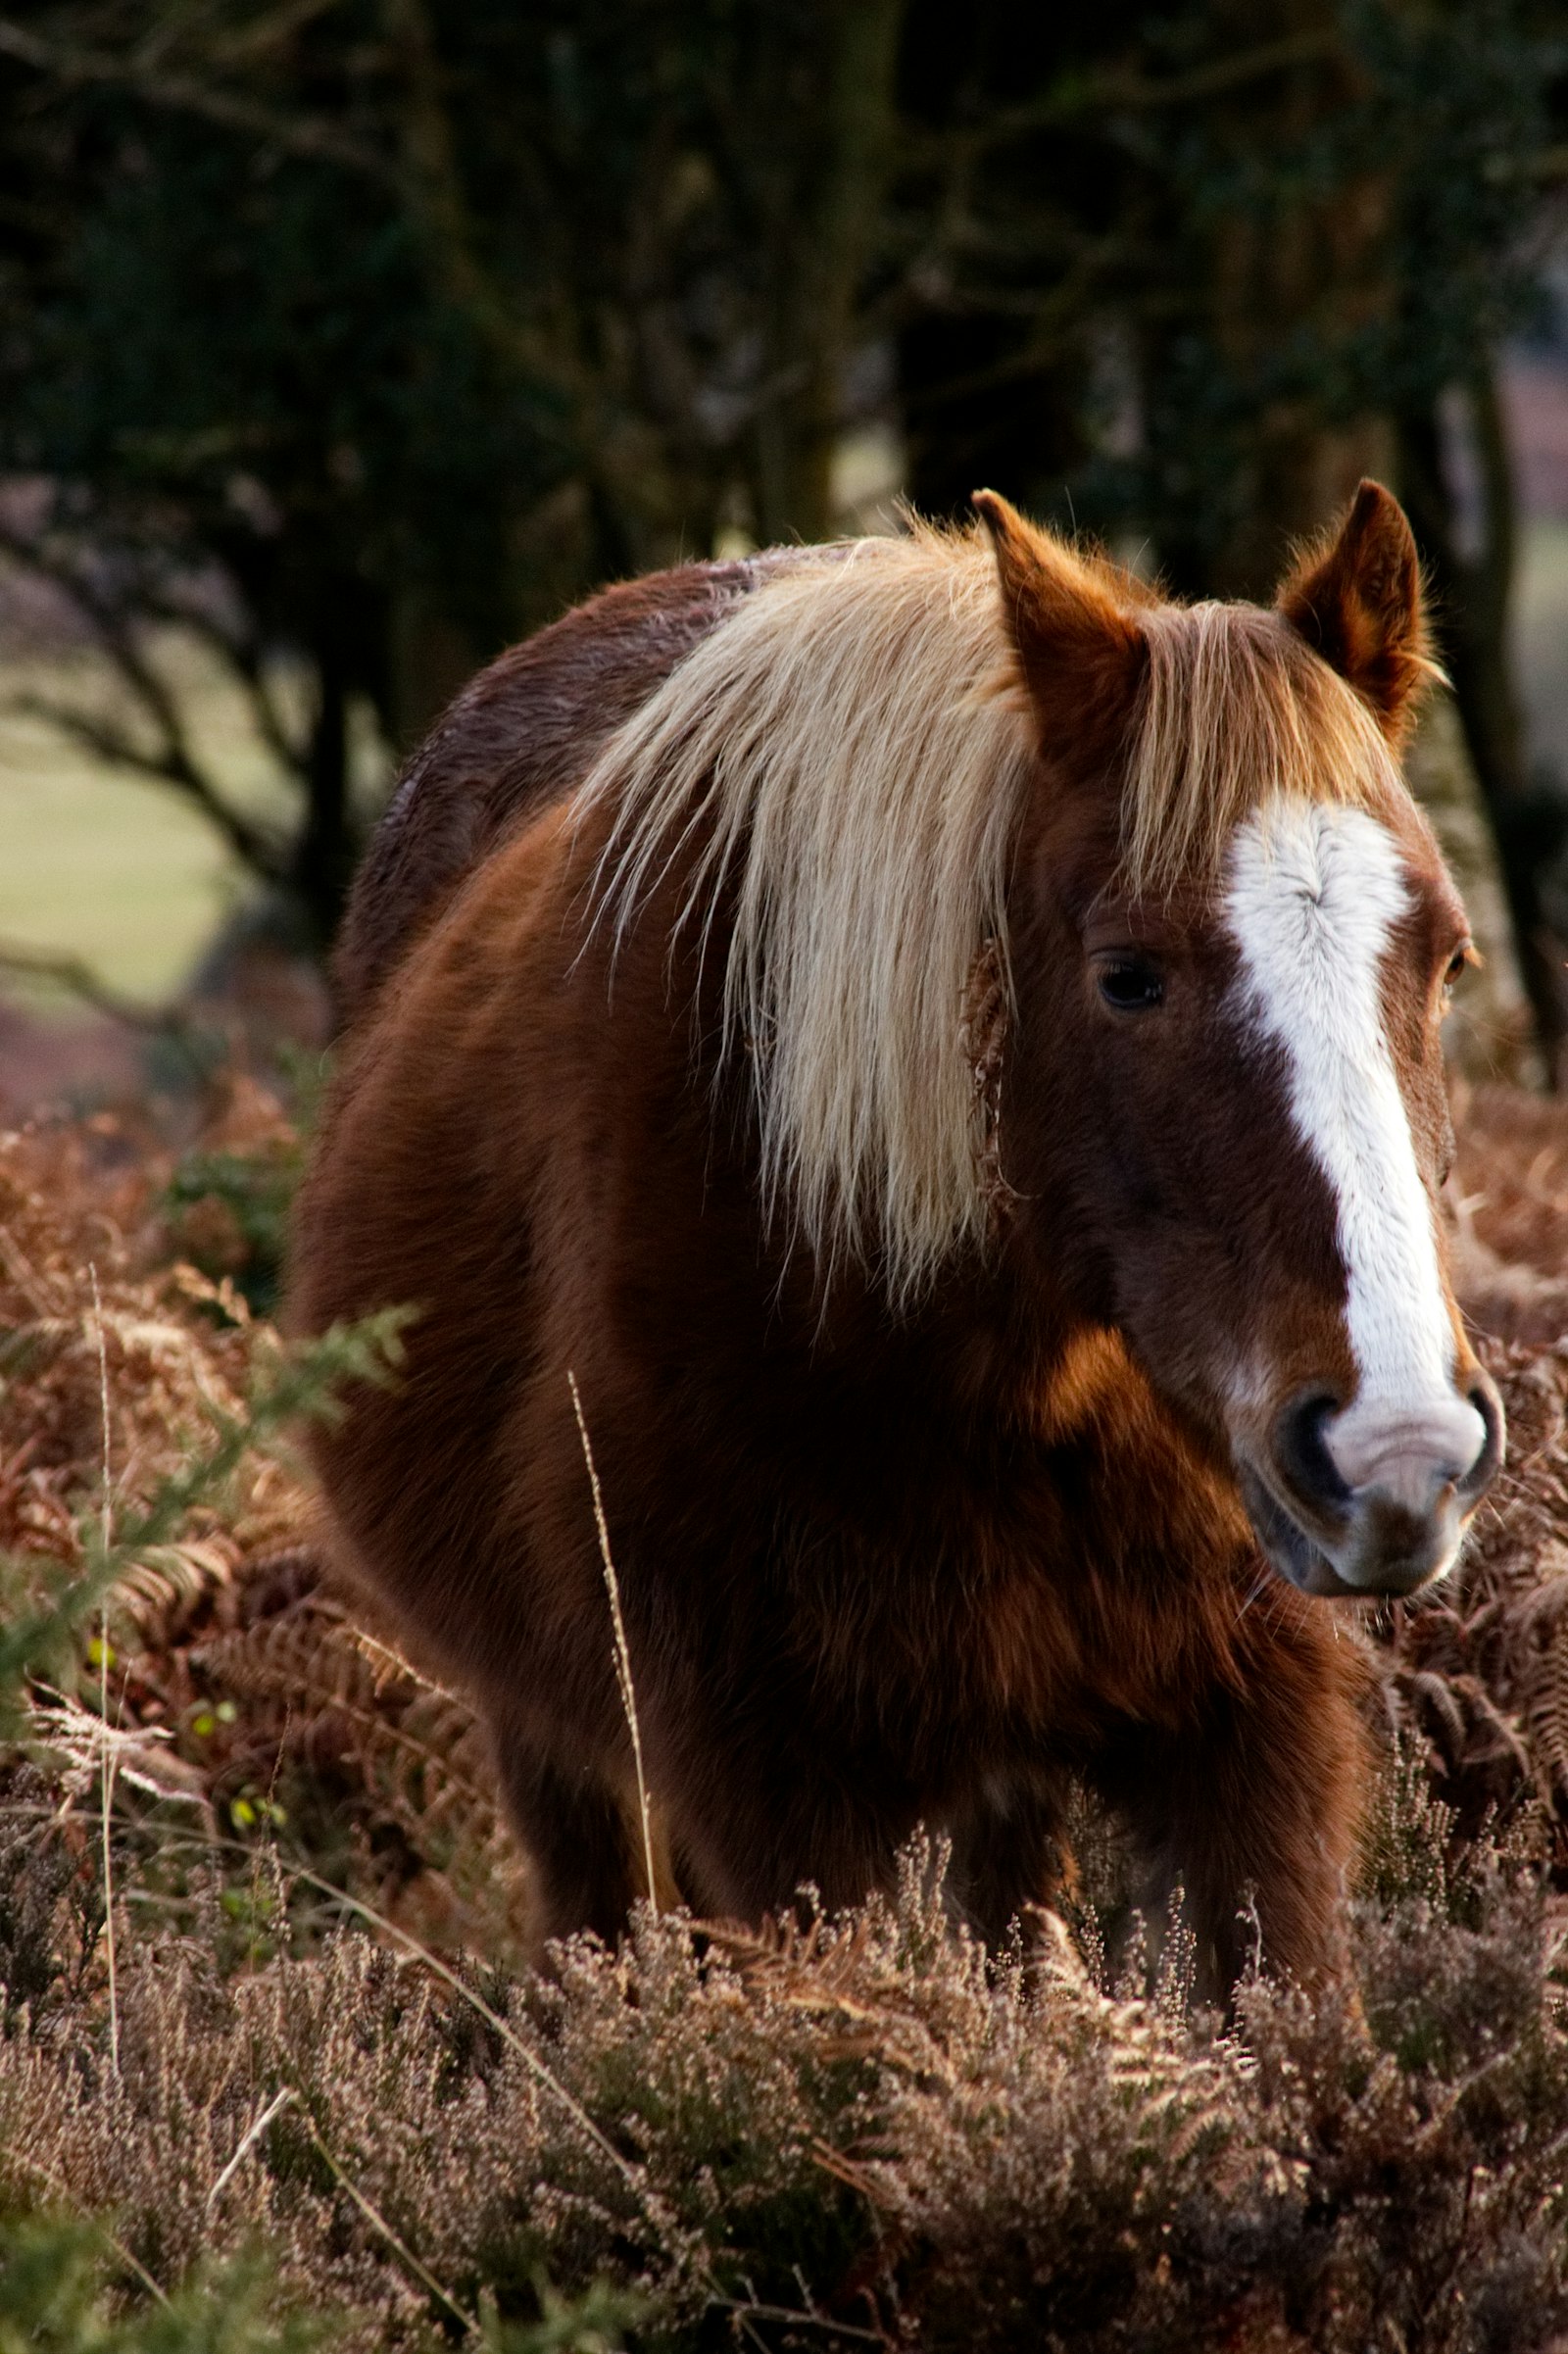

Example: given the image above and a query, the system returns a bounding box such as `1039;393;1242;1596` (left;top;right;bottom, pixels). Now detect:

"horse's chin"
1236;1458;1461;1599
1234;1465;1349;1596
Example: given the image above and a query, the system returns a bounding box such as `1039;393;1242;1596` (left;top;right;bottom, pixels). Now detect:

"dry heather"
5;1075;1568;2346
4;1801;1568;2352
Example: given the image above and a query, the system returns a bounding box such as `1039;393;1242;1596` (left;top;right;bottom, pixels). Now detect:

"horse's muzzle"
1237;1370;1504;1598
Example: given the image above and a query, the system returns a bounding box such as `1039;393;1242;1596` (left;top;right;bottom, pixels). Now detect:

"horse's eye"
1439;943;1474;1013
1096;956;1164;1012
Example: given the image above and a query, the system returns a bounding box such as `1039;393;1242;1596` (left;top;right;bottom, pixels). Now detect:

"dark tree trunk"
1396;380;1568;1083
897;313;1090;529
892;0;1103;532
748;0;905;545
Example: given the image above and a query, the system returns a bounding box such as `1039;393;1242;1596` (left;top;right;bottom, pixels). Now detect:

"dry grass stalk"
304;2117;475;2335
206;2085;294;2211
568;1367;659;1915
284;1851;660;2203
87;1259;119;2080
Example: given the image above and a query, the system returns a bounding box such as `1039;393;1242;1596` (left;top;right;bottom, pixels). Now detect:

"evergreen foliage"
0;4;1561;963
0;2221;321;2354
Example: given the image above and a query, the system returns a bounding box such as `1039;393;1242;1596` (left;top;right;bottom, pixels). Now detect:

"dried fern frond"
24;1691;214;1818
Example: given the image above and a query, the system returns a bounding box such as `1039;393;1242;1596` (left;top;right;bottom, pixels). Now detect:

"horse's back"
333;554;779;1024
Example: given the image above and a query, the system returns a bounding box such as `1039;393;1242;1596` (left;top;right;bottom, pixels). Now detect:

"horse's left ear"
973;489;1144;758
1275;480;1436;748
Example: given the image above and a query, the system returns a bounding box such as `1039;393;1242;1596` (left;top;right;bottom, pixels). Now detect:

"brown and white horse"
294;481;1502;1989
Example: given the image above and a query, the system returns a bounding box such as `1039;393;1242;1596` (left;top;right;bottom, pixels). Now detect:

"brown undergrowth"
5;1077;1568;2346
0;1081;530;1963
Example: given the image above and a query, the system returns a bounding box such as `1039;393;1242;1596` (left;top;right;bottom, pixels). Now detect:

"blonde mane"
577;522;1405;1304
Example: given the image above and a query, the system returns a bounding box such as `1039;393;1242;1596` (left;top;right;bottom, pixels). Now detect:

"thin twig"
204;0;348;70
306;2124;474;2333
568;1369;659;1914
901;26;1338;165
0;18;396;181
88;1263;119;2081
208;2086;296;2209
275;1855;653;2202
0;941;208;1070
715;2298;885;2344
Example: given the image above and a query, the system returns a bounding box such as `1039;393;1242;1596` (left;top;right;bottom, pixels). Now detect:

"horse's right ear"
972;490;1144;755
1275;480;1436;748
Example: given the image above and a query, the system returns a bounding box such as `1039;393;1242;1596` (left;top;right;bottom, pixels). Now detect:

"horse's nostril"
1462;1380;1505;1497
1274;1392;1352;1513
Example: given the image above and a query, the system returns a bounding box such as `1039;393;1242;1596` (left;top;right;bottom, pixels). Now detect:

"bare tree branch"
113;580;311;788
0;939;210;1064
0;16;396;183
0;520;293;877
376;0;667;563
1088;28;1340;110
0;687;288;878
377;0;571;391
177;0;350;73
901;30;1341;166
211;633;311;785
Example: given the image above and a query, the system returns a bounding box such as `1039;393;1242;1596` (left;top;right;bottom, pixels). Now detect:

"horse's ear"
1275;480;1436;748
972;490;1144;756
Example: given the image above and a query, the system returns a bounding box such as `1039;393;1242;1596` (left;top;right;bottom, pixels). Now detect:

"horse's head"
980;482;1503;1599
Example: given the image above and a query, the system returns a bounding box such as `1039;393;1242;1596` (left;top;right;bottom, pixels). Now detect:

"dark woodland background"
1;1;1567;1064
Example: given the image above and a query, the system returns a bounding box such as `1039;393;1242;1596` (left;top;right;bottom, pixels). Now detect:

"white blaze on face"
1223;799;1478;1492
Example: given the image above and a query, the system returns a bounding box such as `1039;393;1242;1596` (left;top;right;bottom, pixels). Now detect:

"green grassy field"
0;731;238;1001
0;636;386;1003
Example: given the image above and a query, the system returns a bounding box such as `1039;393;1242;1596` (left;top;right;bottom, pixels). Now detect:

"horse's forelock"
1121;602;1403;900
